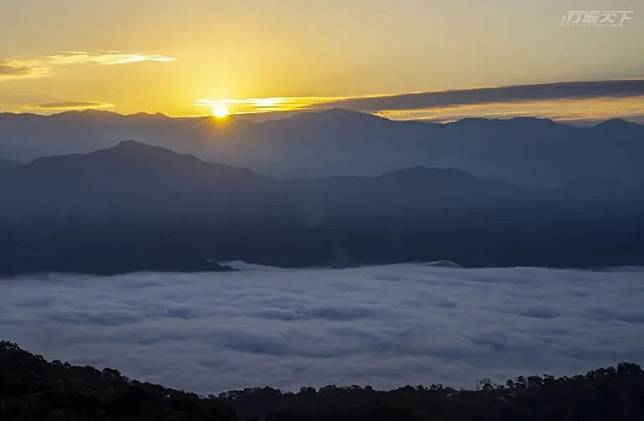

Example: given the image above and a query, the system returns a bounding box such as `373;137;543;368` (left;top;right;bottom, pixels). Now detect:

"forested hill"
0;341;235;421
2;141;644;274
2;341;644;421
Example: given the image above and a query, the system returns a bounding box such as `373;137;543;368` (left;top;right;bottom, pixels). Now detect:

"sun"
212;103;229;118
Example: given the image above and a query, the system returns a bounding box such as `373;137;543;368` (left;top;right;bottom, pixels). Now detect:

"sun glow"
212;103;229;118
195;96;342;116
253;97;281;107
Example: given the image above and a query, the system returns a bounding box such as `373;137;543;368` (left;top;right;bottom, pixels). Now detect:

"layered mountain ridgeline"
1;141;643;274
2;341;644;421
1;109;643;187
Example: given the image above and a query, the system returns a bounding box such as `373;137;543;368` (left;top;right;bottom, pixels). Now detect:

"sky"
1;264;643;394
1;0;643;121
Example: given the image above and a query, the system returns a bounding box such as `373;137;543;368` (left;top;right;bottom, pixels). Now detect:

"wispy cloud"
0;63;47;81
194;96;339;115
375;96;644;124
326;80;644;111
0;51;175;81
46;51;175;66
26;101;114;111
193;80;644;123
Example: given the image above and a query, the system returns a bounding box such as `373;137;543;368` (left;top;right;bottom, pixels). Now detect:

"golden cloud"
46;51;175;66
194;97;340;115
193;81;644;125
0;62;48;81
375;96;644;125
26;101;114;111
0;51;175;82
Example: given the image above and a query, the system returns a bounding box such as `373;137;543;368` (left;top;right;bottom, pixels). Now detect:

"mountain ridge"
1;109;643;187
1;141;643;274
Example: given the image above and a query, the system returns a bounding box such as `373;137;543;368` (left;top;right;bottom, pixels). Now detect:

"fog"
1;263;643;394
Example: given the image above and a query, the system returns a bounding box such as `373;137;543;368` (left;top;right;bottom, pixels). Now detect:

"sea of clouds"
1;263;643;394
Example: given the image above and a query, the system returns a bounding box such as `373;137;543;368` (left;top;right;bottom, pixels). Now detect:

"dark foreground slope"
223;363;644;421
1;141;644;274
0;341;235;421
2;341;644;421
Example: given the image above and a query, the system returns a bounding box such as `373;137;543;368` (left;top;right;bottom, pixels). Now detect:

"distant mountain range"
1;141;643;274
1;109;643;187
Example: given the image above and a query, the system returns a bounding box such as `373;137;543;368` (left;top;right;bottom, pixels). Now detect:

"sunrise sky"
1;0;643;122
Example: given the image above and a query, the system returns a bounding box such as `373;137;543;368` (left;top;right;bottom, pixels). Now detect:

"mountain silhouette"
4;340;644;421
1;110;643;186
3;340;644;421
1;141;643;274
0;341;235;421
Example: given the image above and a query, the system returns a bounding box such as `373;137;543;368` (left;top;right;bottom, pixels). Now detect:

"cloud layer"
0;63;39;78
26;101;114;110
0;51;175;81
197;80;644;123
328;80;644;111
1;264;643;394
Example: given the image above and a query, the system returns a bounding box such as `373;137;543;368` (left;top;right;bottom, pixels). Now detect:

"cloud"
0;64;36;77
327;80;644;111
321;80;644;124
196;80;644;124
0;62;47;81
46;51;175;66
1;264;643;395
194;97;338;116
0;51;175;82
26;101;114;110
371;95;644;124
